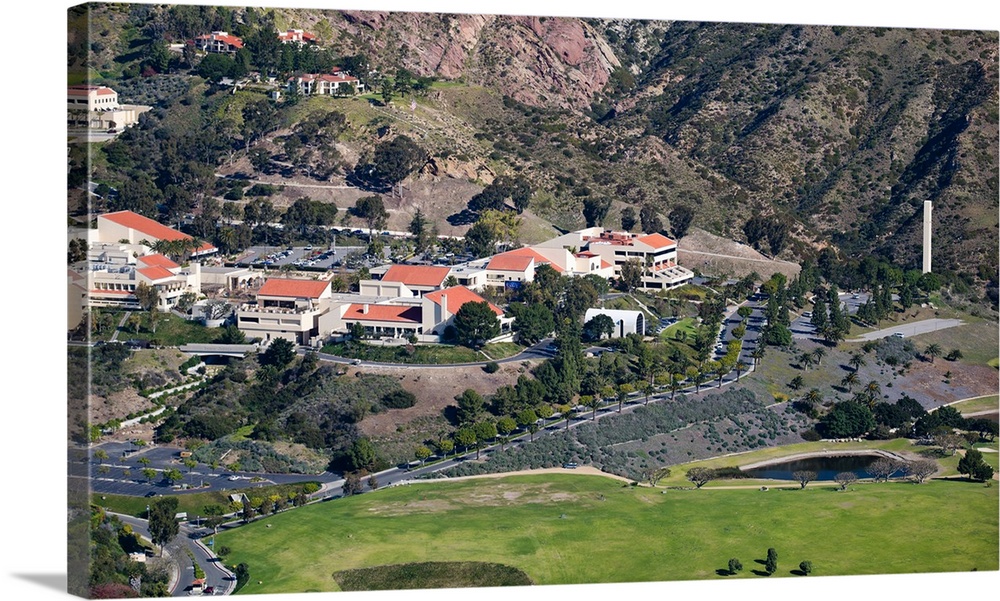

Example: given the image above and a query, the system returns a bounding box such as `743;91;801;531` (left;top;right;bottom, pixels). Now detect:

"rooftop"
258;278;331;299
99;211;217;254
343;304;422;323
425;286;503;316
381;264;451;287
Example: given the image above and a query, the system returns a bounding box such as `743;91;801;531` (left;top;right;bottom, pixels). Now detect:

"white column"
922;201;932;274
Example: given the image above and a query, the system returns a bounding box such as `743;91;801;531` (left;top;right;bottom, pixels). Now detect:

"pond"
741;454;900;481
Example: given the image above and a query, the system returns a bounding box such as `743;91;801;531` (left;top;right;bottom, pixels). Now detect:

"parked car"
892;332;905;338
562;462;578;469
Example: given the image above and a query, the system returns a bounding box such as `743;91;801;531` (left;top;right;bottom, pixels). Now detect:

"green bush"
483;361;500;373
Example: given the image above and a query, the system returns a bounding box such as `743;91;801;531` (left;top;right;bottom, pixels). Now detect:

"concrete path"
851;318;965;341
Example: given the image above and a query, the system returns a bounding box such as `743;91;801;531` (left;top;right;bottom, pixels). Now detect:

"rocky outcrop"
327;11;620;109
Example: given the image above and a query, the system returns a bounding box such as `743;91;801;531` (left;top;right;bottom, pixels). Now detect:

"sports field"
216;473;998;595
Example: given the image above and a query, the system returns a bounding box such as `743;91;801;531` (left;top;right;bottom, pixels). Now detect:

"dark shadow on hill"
447;209;478;226
751;569;771;577
334;562;533;591
790;569;807;576
715;569;737;576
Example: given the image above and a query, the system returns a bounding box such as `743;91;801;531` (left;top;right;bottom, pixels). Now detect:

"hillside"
71;4;999;291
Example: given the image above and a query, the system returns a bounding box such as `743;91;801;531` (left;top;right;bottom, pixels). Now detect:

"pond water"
741;454;899;481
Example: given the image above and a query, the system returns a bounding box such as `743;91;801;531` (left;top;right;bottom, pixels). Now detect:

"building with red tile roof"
380;265;452;294
257;278;331;300
97;211;216;256
236;277;334;345
534;226;691;290
277;29;317;45
194;31;243;53
342;304;422;324
77;242;203;313
137;254;180;270
68;84;151;131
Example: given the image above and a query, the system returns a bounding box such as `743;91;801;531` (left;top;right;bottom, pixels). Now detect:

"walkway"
851;318;965;341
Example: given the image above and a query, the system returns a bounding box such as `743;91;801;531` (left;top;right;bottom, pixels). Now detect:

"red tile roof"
343;304;422;323
381;265;451;287
68;85;115;96
425;286;503;316
197;32;243;48
487;253;534;272
637;233;676;249
138;266;175;281
258;278;331;299
601;260;612;269
138;254;180;270
504;247;564;273
100;211;217;253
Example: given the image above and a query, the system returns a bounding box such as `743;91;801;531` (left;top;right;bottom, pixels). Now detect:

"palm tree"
811;347;826;366
643;382;654;406
799;352;815;371
864;380;882;407
848;352;866;372
789;375;804;391
750;346;765;366
841;371;860;392
804;388;823;406
735;361;748;380
924;343;942;363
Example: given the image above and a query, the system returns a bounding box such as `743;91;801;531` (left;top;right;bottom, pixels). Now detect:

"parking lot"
237;245;366;270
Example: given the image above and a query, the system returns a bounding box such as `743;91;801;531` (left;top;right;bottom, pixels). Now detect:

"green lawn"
659;317;699;342
319;341;520;364
216;472;997;595
951;395;999;415
122;312;223;346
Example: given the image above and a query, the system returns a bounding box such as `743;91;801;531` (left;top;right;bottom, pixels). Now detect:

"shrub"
799;561;812;575
483;361;500;373
381;390;417;409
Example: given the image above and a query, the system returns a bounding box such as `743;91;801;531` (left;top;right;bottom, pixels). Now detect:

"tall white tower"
922;200;932;273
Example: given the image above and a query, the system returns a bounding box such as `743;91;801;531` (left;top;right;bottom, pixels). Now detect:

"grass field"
319;341;521;364
216;472;997;595
950;395;1000;414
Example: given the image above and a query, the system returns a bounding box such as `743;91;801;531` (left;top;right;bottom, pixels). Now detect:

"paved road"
852;318;965;341
110;512;235;596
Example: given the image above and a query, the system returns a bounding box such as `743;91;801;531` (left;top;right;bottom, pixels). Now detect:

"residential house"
287;71;364;96
277;29;317;45
193;31;244;54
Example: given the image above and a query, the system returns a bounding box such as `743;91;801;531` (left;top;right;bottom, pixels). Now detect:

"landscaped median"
214;467;997;594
